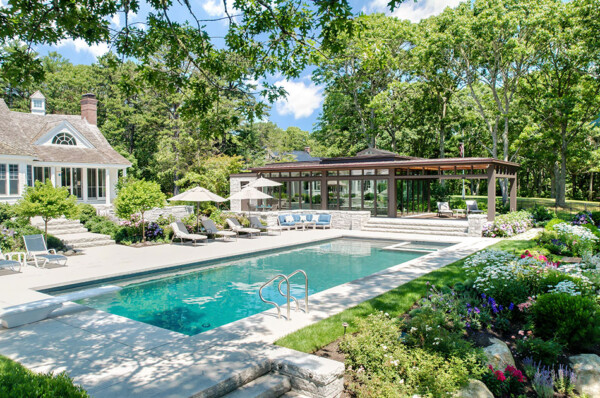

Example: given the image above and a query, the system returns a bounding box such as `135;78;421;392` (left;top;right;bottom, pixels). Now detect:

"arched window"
52;132;76;146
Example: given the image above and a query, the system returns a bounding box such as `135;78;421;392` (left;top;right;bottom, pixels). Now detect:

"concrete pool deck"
0;229;498;397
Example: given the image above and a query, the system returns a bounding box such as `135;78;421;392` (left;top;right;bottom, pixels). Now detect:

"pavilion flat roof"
251;157;519;172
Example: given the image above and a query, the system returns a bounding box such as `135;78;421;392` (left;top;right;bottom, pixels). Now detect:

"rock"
455;380;493;398
570;354;600;398
65;250;74;256
482;338;515;370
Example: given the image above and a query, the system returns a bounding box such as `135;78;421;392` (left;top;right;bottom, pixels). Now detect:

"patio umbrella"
248;177;282;188
227;186;273;201
248;177;280;210
169;187;226;232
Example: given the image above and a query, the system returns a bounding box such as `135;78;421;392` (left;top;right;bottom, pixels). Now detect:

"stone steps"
363;218;469;236
223;374;291;398
31;217;116;250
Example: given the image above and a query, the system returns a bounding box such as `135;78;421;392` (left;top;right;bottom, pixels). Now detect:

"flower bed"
310;242;600;397
483;210;534;238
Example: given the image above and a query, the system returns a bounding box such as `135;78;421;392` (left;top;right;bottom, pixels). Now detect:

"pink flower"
518;330;525;336
494;370;506;382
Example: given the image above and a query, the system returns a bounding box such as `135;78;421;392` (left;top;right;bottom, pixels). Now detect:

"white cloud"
202;0;226;17
274;80;323;119
57;38;109;59
365;0;465;23
110;13;121;27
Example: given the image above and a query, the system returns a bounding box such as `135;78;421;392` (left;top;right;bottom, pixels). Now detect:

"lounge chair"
201;219;237;241
170;221;208;246
277;214;298;230
226;218;261;238
437;202;454;218
0;249;24;272
466;200;484;215
249;216;282;235
22;234;67;268
314;214;332;229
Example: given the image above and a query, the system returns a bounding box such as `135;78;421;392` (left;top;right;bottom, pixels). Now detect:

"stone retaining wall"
241;209;371;230
144;205;194;222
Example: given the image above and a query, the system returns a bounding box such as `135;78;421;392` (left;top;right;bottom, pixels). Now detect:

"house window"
52;132;76;146
0;164;19;195
61;167;83;199
34;166;51;183
26;165;33;187
0;165;5;195
33;99;43;108
87;168;106;199
9;165;18;195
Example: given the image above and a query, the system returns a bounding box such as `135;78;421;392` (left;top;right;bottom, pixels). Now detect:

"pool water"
74;239;431;335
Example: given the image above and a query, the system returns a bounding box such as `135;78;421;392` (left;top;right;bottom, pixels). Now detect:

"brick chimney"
80;93;98;125
304;146;311;153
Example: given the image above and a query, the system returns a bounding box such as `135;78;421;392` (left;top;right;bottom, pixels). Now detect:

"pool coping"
0;230;497;397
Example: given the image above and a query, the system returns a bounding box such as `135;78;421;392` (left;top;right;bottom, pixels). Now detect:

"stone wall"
229;174;258;212
467;214;487;237
143;205;194;222
242;209;372;230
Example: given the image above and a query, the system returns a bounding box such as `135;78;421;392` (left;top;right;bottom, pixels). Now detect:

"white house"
0;91;131;204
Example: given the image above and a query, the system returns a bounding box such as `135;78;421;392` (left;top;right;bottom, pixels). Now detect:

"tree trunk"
556;139;567;207
589;172;594;201
44;218;48;243
438;99;447;158
551;164;558;199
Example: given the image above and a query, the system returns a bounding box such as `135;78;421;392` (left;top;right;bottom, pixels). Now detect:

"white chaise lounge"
0;250;25;272
0;285;122;328
170;221;208;246
226;218;261;238
23;234;68;268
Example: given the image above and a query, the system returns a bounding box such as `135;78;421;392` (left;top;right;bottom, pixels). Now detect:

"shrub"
482;365;526;397
591;211;600;226
114;178;166;241
515;337;564;367
545;218;564;231
572;211;594;226
0;203;15;224
0;355;89;397
340;312;484;397
530;205;554;224
531;293;600;350
146;222;164;240
76;204;97;225
553;222;598;256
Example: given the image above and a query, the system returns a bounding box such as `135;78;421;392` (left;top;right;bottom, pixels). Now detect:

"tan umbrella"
248;177;282;188
227;186;273;200
169;187;226;232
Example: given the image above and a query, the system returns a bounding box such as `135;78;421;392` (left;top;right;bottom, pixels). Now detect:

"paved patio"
0;229;498;397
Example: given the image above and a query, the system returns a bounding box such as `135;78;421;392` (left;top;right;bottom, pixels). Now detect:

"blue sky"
30;0;462;133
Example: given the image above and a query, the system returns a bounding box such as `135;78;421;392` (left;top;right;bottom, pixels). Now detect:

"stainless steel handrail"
259;274;291;320
277;269;309;314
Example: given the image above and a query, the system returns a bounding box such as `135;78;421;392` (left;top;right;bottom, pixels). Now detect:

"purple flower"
509;302;514;311
474;307;480;314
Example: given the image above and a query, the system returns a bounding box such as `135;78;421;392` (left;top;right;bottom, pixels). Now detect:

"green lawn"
451;195;600;213
275;239;537;353
0;355;88;397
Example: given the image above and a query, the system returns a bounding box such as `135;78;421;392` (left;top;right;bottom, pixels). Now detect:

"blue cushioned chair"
315;214;332;229
277;214;297;230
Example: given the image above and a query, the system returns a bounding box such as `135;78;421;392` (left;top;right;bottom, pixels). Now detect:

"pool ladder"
259;270;309;320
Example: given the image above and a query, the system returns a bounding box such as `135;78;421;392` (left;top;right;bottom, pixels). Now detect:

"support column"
487;166;496;221
388;171;396;218
509;177;517;212
82;168;88;202
123;168;127;177
105;169;111;205
321;175;327;210
50;167;57;187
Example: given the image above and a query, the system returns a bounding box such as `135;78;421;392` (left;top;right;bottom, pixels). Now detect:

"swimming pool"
61;238;448;335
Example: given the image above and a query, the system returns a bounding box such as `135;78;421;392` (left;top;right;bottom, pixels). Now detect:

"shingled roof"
0;98;131;166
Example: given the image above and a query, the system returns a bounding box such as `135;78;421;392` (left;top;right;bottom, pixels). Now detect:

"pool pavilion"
231;149;519;221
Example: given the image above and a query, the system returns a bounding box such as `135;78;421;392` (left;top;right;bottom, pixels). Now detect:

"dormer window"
52;132;77;146
33;99;44;108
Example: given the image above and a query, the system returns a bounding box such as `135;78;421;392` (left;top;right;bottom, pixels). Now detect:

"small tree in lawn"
114;179;165;242
16;181;78;241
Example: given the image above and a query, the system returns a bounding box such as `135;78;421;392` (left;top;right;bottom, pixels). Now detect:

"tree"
15;181;77;241
114;179;166;242
520;0;600;206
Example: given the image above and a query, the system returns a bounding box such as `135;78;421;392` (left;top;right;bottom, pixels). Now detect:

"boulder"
482;338;515;370
455;380;493;398
570;354;600;398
